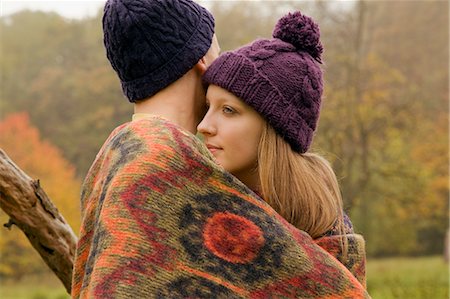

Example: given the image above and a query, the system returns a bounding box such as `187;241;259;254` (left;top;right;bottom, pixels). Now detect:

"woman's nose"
197;115;216;136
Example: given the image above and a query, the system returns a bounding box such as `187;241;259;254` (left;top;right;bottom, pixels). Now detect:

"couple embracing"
72;0;369;298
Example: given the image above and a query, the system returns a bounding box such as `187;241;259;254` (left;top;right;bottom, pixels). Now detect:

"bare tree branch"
0;148;77;294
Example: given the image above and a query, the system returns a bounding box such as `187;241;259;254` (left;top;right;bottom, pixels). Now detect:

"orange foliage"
0;112;81;231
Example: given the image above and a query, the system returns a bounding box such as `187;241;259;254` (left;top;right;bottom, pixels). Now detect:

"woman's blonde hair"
258;123;346;241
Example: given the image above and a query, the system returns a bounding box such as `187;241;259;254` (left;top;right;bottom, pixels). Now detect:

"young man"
71;0;369;298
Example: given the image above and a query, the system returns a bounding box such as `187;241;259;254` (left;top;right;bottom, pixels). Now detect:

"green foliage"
367;256;449;299
210;1;319;52
1;10;132;177
312;0;448;257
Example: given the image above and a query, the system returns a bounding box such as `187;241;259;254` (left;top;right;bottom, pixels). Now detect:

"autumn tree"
1;11;132;177
312;0;448;256
0;112;81;279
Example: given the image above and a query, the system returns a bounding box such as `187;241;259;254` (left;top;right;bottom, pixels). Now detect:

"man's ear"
195;56;208;75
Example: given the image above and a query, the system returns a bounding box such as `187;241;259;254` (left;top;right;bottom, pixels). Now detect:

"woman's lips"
206;144;222;153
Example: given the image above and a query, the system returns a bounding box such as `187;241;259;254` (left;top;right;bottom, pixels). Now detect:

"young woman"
198;11;366;286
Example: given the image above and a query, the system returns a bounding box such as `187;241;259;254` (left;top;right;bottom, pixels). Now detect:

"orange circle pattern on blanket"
203;212;265;264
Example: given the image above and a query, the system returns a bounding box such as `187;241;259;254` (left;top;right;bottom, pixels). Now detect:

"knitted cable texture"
103;0;214;102
203;11;323;153
72;116;370;298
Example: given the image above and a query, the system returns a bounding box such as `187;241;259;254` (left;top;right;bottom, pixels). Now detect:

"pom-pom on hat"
203;11;323;153
103;0;215;102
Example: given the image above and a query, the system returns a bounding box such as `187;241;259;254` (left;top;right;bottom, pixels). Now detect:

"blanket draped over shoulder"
71;116;370;298
317;215;367;288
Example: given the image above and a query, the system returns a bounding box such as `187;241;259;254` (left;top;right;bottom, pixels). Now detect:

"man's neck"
134;69;206;134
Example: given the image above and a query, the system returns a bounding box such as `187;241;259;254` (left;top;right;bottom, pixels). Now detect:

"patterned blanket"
316;233;366;288
72;116;369;298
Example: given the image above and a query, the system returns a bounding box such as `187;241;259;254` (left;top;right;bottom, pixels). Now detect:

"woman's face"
197;85;265;187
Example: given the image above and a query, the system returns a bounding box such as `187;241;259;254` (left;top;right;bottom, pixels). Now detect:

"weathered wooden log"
0;148;77;294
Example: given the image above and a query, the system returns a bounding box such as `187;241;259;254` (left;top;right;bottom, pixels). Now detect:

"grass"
0;273;69;299
367;255;449;299
0;256;448;298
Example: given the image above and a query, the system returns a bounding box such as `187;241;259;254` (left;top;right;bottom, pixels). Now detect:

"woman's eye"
222;106;236;114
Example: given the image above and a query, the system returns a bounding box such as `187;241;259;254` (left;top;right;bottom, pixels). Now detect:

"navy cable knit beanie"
103;0;215;102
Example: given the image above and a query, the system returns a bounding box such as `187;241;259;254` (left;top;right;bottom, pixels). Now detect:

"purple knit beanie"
203;11;323;153
103;0;215;102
